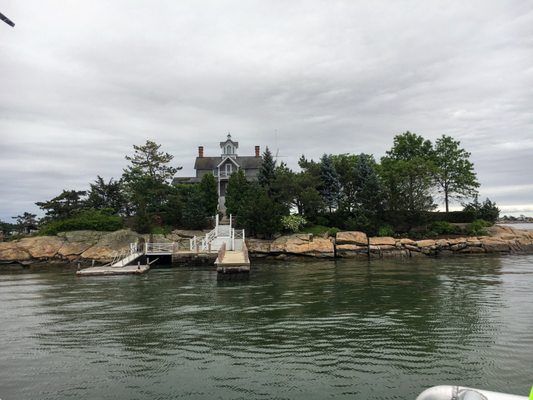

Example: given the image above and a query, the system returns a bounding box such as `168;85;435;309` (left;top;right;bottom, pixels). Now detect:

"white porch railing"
145;242;174;254
188;214;245;252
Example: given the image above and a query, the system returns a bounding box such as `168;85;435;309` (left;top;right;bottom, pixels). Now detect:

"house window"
225;163;232;175
226;144;232;154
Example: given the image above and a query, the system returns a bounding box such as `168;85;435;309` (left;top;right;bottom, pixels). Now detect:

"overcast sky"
1;0;532;220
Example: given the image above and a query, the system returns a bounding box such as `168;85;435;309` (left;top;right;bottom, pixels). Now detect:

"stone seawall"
1;226;532;267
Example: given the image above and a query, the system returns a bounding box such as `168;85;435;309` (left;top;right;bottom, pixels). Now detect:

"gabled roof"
194;156;262;170
217;156;240;168
220;133;238;148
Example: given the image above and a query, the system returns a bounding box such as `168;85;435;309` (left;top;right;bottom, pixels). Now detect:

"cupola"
220;133;239;158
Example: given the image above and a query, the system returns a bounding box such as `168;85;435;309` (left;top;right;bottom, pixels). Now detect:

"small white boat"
417;386;529;400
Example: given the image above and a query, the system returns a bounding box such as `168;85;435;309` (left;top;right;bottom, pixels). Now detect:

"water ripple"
1;256;533;399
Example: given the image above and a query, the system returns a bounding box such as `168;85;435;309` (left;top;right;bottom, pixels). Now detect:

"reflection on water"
1;256;533;400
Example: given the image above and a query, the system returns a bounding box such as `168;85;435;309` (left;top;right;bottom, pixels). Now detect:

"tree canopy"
380;132;435;212
21;133;488;238
432;135;479;212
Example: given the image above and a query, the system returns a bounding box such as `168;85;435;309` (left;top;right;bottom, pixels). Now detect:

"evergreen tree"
332;154;359;212
432;135;479;212
86;176;126;215
479;198;499;223
122;140;182;230
134;197;151;233
257;146;276;189
463;196;499;223
36;190;88;222
0;220;16;235
199;173;218;216
225;169;250;217
319;154;341;213
235;184;284;238
11;212;39;234
124;140;181;183
353;154;383;232
181;186;208;229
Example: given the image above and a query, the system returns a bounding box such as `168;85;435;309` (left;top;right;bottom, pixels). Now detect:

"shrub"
301;224;331;236
281;215;307;233
467;219;492;236
39;209;123;236
314;215;330;227
377;225;395;237
150;225;173;235
327;227;340;237
430;221;460;235
426;211;476;223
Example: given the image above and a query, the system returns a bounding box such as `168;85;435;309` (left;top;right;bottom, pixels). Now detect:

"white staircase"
189;214;245;252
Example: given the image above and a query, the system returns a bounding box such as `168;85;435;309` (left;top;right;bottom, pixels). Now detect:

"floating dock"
215;242;250;276
76;264;150;276
77;215;250;277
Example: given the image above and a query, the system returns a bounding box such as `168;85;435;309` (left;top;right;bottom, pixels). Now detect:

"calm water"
1;256;533;400
499;223;533;231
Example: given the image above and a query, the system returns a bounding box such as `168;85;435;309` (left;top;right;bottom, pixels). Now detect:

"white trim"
216;156;240;168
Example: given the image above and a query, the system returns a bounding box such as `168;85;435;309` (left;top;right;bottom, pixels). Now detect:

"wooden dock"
215;242;250;275
76;216;250;277
76;264;150;276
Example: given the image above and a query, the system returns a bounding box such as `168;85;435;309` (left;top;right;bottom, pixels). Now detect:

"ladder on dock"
77;245;148;277
111;248;143;267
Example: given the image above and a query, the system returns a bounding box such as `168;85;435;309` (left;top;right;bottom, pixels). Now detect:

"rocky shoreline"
1;225;532;268
248;225;533;259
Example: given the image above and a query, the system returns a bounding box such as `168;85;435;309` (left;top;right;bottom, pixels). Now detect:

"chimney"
255;145;260;157
198;146;204;158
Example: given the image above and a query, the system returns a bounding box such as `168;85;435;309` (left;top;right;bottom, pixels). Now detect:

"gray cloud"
1;0;532;219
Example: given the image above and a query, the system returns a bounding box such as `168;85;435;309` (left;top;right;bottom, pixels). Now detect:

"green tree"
355;154;382;210
298;155;321;180
463;196;499;223
270;162;297;210
199;173;218;216
124;140;180;183
432;135;479;212
332;154;359;212
133;197;151;233
379;132;435;212
257;146;276;189
351;154;383;232
12;212;39;234
270;163;323;219
36;190;87;222
479;198;500;222
236;184;284;238
181;185;209;229
0;220;16;235
122;140;182;229
86;176;127;215
226;171;285;237
225;169;250;217
319;154;341;212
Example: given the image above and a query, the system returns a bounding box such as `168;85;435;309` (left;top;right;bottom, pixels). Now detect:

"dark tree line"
5;132;497;238
226;132;494;236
